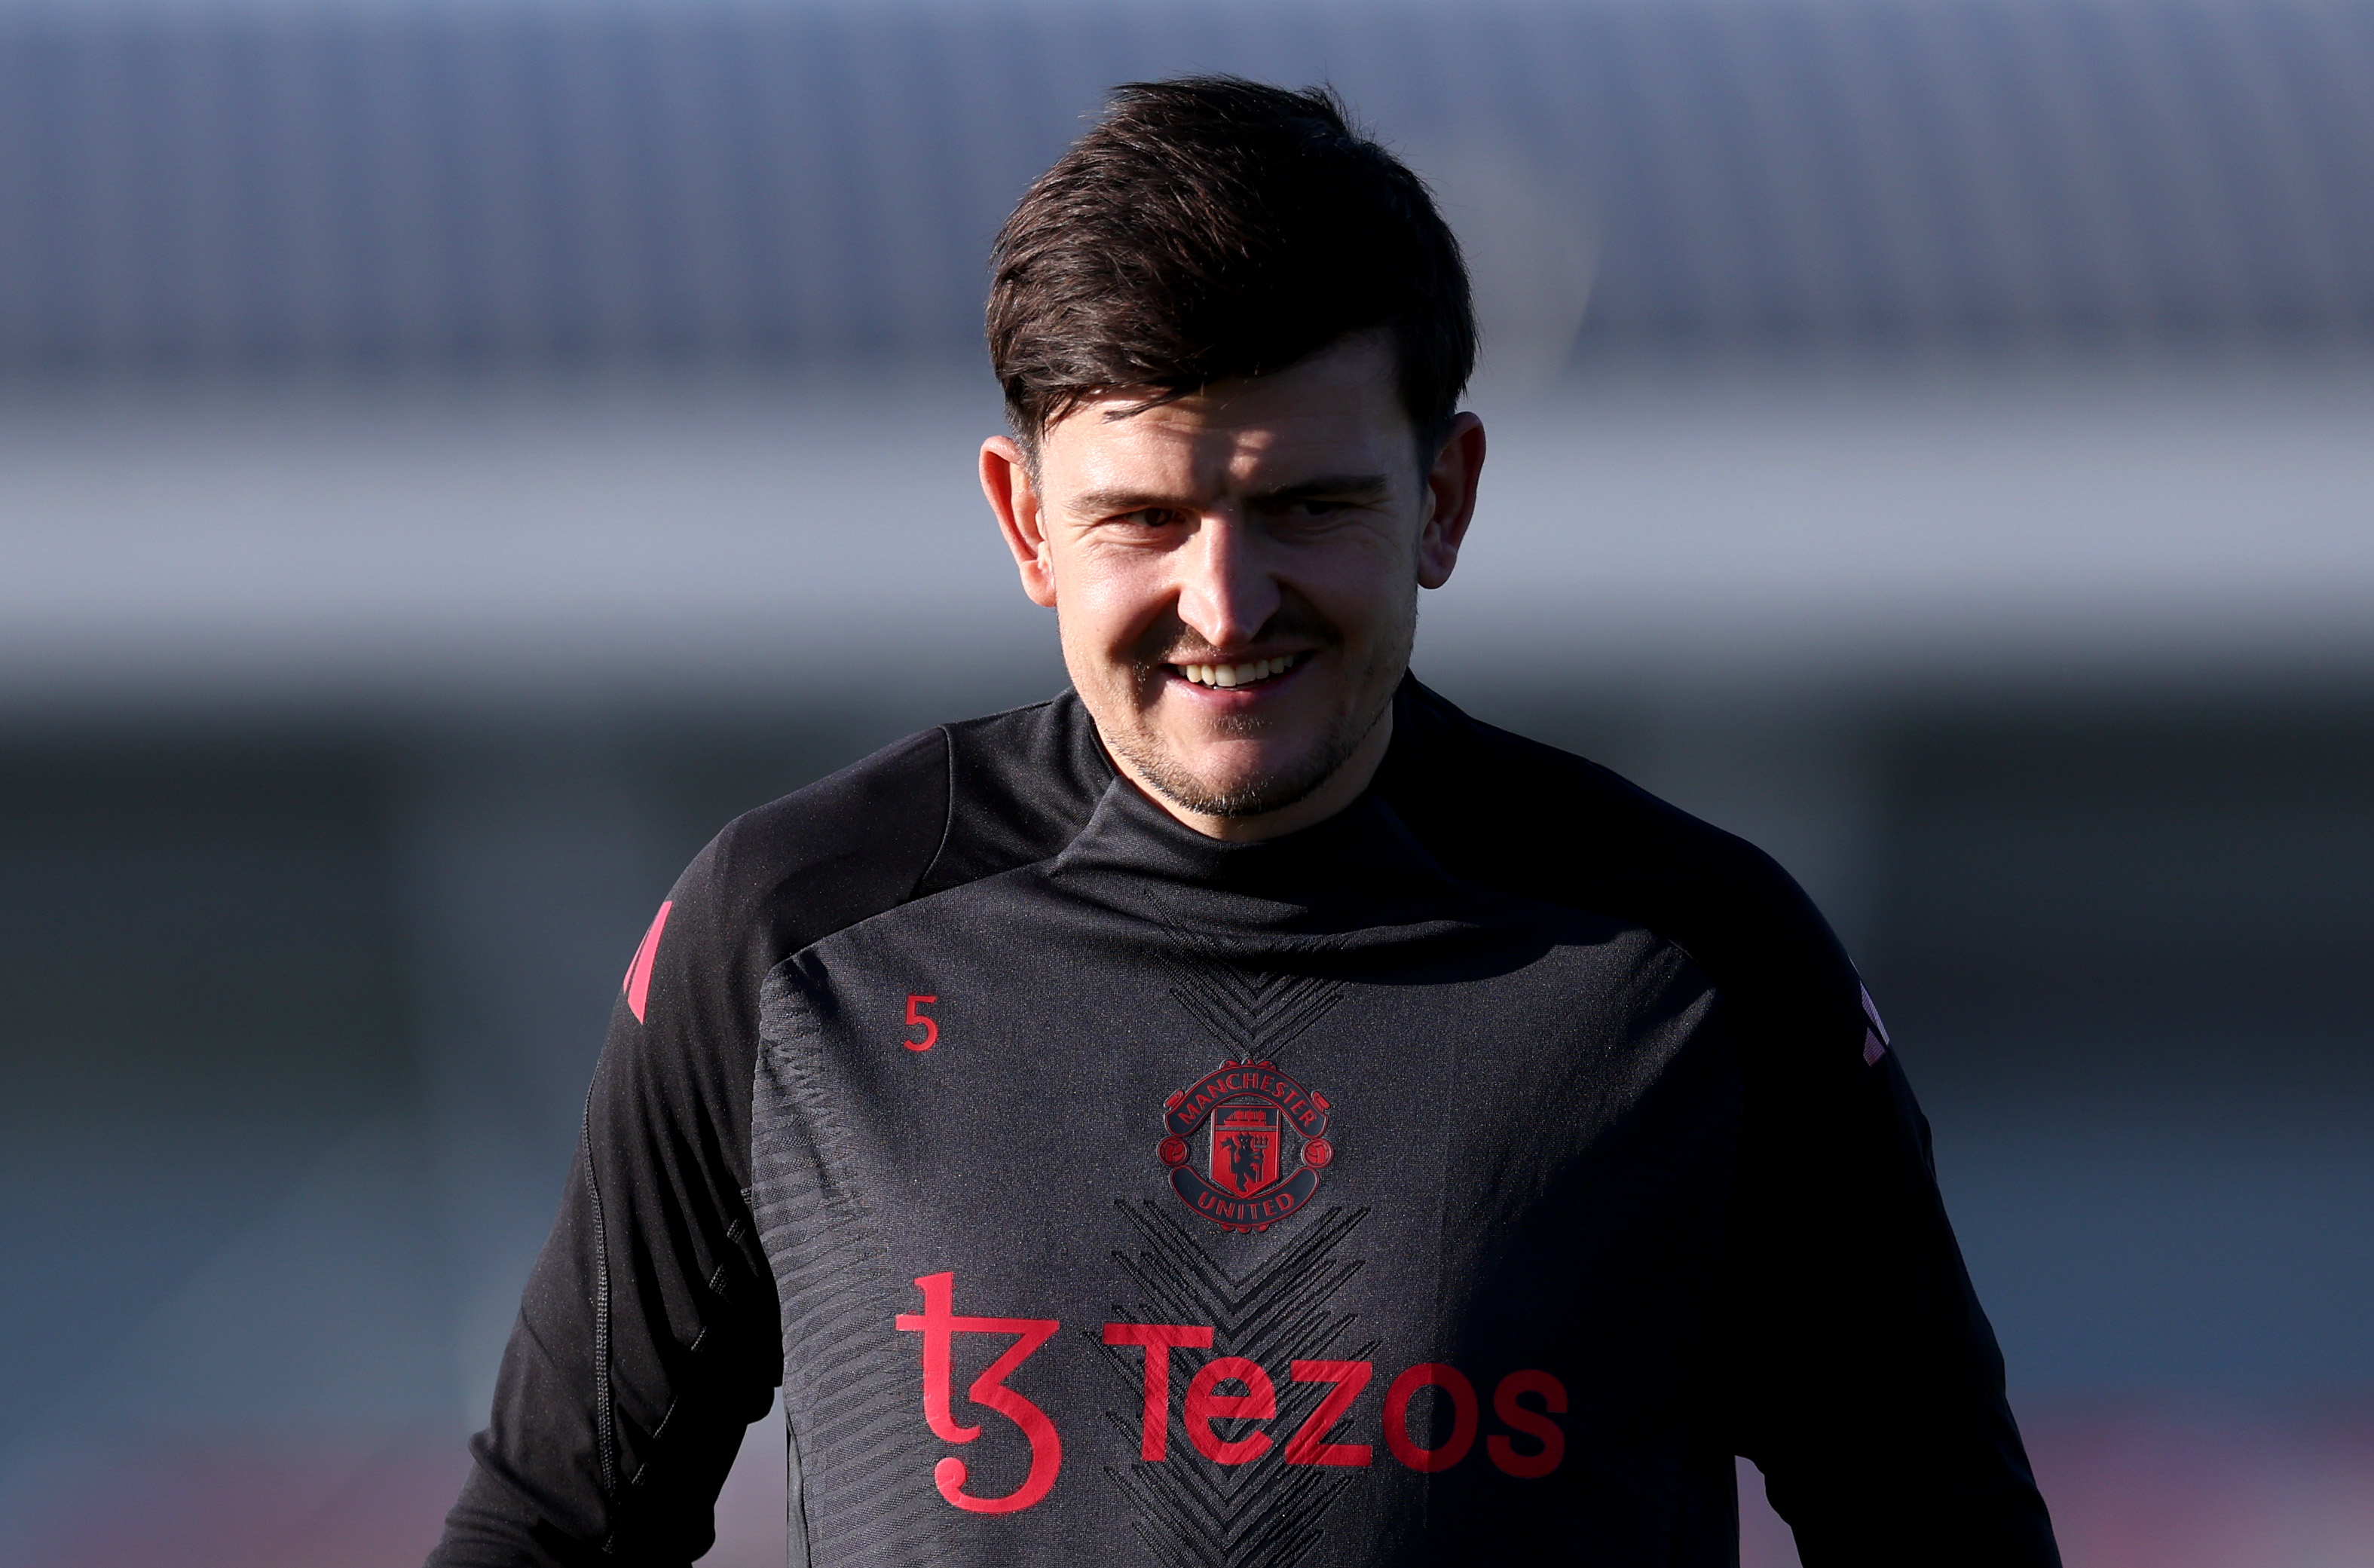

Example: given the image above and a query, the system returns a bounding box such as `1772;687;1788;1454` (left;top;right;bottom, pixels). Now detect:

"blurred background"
0;0;2369;1563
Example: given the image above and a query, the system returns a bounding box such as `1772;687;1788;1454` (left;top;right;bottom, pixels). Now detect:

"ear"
1416;412;1486;590
980;435;1058;608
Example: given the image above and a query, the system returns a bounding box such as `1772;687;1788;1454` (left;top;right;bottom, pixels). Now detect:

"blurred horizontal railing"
0;0;2366;376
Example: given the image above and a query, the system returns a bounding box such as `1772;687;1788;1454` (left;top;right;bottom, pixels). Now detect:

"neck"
1116;703;1397;844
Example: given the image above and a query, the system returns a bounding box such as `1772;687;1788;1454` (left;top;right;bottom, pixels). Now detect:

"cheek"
1298;533;1415;638
1054;548;1173;654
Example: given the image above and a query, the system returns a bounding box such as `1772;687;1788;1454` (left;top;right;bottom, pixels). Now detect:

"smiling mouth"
1167;652;1305;690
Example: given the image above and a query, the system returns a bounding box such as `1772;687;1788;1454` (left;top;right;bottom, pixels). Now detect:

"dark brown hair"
987;78;1475;458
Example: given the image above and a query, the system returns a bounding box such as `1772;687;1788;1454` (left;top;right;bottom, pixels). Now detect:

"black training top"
427;678;2060;1567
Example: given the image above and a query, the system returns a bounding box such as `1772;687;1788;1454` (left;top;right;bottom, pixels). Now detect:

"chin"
1189;742;1307;792
1158;742;1337;821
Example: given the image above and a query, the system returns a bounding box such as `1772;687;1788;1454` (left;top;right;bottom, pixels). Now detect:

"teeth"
1176;653;1299;688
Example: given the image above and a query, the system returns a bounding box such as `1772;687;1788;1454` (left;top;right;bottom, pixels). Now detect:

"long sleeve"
1720;1006;2060;1565
426;726;962;1565
1377;678;2061;1564
427;870;785;1566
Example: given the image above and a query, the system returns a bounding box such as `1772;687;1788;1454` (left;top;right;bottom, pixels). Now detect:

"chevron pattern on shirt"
1158;931;1344;1067
1090;1200;1374;1568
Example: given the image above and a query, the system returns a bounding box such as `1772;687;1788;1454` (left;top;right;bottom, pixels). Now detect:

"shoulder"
673;692;1109;973
1381;679;1865;1056
616;695;1106;1137
688;725;948;961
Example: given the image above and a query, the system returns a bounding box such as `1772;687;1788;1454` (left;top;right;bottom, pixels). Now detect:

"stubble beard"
1104;608;1414;822
1112;697;1370;821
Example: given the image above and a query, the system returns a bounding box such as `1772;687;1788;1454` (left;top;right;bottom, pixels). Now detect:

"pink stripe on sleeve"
623;901;674;1024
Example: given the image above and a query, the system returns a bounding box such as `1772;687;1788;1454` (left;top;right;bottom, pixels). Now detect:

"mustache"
1133;604;1340;668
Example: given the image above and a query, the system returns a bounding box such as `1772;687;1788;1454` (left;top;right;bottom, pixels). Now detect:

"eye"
1114;507;1181;529
1269;497;1359;525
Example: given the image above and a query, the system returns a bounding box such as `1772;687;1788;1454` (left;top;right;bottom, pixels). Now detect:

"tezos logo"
1157;1059;1335;1233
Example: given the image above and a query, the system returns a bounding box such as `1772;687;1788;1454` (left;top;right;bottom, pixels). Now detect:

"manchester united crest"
1155;1059;1336;1232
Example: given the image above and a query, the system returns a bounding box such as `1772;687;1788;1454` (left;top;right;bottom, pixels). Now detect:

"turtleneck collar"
1045;728;1461;933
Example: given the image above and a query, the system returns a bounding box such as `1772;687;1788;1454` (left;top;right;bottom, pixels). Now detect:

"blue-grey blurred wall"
1;0;2369;368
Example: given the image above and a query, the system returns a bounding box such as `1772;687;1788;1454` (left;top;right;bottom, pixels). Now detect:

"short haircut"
987;77;1476;460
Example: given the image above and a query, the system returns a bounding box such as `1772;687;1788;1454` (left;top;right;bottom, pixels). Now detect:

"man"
430;79;2060;1566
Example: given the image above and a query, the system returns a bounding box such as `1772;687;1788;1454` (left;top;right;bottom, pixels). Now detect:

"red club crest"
1157;1060;1335;1233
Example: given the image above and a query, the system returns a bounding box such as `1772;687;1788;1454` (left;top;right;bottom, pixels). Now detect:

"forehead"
1039;334;1409;496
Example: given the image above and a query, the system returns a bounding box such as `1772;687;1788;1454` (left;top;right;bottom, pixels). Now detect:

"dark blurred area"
1;2;2369;1564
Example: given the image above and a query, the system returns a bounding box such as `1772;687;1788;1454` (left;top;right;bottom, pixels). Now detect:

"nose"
1173;515;1281;652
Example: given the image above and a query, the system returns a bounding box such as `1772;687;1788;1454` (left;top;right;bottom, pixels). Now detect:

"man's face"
981;333;1482;836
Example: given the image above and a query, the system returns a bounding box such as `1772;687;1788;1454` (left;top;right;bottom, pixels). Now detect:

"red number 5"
904;995;939;1052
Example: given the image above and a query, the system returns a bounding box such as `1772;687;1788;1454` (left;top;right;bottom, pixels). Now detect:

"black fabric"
433;702;1108;1566
1375;683;2056;1558
428;680;2059;1566
754;778;1741;1563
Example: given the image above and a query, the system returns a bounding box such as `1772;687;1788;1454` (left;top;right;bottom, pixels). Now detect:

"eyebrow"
1069;473;1394;517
